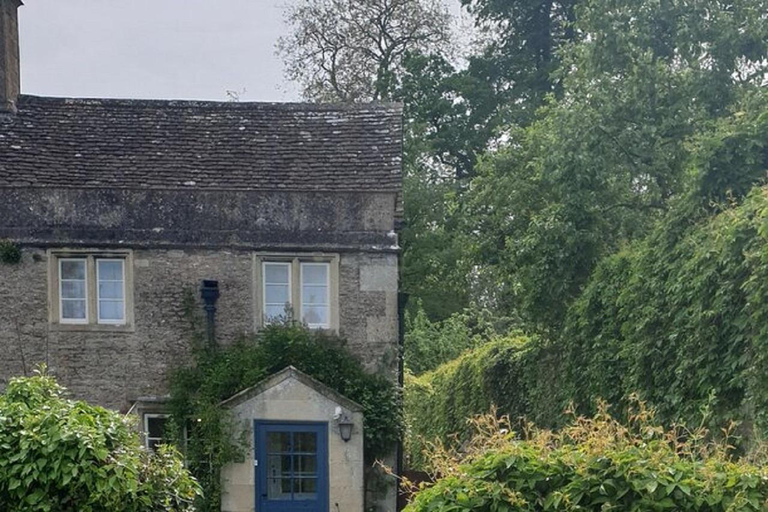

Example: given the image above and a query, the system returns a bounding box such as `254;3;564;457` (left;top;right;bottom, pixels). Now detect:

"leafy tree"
0;370;201;511
277;0;453;102
465;0;768;331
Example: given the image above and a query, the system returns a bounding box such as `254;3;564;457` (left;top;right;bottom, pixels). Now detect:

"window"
50;251;133;329
255;254;338;331
59;259;88;323
144;414;169;452
263;262;292;324
97;259;125;324
300;263;329;329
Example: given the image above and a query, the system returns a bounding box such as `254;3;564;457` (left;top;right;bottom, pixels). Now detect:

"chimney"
0;0;21;113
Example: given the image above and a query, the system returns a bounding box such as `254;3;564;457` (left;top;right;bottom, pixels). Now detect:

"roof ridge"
17;94;404;112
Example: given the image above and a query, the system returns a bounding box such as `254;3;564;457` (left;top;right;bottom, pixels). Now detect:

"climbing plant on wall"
167;323;403;511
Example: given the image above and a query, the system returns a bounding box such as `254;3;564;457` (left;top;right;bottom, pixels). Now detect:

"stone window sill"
49;323;135;333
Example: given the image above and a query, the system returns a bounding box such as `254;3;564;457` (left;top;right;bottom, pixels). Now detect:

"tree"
464;0;768;331
277;0;453;102
0;370;201;511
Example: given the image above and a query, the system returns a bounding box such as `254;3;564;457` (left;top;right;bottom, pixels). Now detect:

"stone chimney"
0;0;21;113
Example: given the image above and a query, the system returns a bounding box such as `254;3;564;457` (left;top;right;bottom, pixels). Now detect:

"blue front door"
255;422;329;512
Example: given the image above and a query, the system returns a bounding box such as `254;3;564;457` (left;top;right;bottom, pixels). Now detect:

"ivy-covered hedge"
405;336;562;469
169;324;402;511
0;371;201;511
406;186;768;469
406;406;768;511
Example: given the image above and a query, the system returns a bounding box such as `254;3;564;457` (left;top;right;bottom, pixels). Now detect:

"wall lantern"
335;407;354;442
338;417;354;442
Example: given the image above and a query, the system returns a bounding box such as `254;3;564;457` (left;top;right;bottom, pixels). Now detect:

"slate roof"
0;95;402;193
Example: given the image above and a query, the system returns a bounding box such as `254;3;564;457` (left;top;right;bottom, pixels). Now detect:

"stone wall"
0;247;398;411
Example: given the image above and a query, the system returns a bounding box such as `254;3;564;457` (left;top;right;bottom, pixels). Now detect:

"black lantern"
338;416;354;442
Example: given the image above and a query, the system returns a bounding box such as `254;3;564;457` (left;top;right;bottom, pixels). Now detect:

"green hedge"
406;186;768;468
405;336;563;469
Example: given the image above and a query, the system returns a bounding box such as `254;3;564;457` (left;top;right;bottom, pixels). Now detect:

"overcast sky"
18;0;465;103
19;0;303;102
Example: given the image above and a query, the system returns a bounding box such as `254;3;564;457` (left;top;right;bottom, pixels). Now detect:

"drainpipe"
200;280;220;346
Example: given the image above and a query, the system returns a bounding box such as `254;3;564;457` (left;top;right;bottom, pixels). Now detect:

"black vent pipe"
200;280;220;346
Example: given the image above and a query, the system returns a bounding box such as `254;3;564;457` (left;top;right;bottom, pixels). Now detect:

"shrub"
406;403;768;511
168;324;403;511
405;335;563;469
0;370;201;511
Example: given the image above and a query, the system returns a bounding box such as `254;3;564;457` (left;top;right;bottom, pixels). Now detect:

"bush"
406;186;768;470
406;403;768;511
0;370;201;511
168;324;402;511
405;336;563;469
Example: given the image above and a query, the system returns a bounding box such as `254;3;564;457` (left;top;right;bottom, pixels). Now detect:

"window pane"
264;305;290;323
97;260;123;280
99;300;124;321
302;286;328;306
62;300;86;320
98;281;124;300
264;263;289;284
267;455;292;477
294;432;317;453
61;280;86;299
265;284;290;305
294;478;318;499
301;263;328;285
294;455;317;476
302;306;328;327
267;432;292;453
147;416;168;438
61;260;86;280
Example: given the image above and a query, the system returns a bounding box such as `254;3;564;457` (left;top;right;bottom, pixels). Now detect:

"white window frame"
262;261;292;325
96;258;126;325
300;262;331;329
49;249;134;331
144;413;170;452
58;258;88;325
253;253;339;332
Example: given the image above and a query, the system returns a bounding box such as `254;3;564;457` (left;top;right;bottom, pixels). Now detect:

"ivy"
0;240;21;265
168;324;403;511
406;185;768;470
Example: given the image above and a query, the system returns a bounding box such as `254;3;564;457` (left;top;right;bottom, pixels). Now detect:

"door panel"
255;422;328;512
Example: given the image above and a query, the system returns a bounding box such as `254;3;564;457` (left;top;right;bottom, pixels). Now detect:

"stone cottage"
0;2;402;511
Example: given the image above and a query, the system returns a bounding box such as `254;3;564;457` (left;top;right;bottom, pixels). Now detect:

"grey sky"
18;0;465;103
19;0;302;102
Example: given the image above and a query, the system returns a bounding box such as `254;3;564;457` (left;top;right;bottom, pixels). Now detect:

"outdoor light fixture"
338;416;354;442
334;407;354;442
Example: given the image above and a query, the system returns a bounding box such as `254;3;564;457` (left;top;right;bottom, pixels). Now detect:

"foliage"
562;184;768;434
0;239;21;264
406;403;768;511
0;370;201;511
277;0;453;102
404;303;517;375
405;335;565;469
464;0;768;331
168;324;402;511
406;185;768;470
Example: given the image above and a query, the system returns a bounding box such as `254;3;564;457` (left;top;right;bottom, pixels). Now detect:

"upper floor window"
49;250;133;330
300;263;330;329
255;254;338;331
